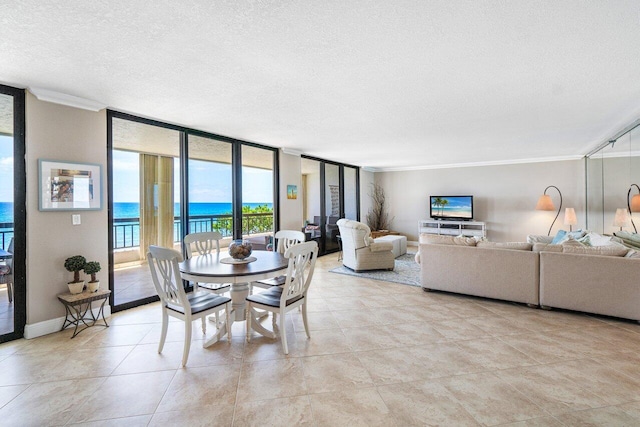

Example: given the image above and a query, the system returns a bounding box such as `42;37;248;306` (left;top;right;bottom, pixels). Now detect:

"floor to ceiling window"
0;84;26;343
108;112;279;312
301;156;359;256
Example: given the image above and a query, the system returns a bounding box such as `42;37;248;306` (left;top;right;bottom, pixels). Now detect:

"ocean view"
0;202;273;223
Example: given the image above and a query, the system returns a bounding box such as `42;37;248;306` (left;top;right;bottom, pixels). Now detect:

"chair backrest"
281;241;318;304
274;230;305;254
148;245;188;309
183;231;223;259
7;238;13;271
336;218;371;253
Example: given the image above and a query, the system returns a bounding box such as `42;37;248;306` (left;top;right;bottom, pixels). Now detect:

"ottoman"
374;235;407;258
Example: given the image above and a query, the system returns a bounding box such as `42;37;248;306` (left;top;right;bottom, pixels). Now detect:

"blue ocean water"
0;202;272;223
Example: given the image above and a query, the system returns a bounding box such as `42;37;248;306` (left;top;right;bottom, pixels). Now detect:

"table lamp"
535;185;562;236
613;208;629;232
564;208;577;232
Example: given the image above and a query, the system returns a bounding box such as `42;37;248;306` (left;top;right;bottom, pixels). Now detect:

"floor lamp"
628;184;640;233
536;185;562;236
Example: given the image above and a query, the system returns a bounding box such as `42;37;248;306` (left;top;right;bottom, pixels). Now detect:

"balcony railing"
0;223;13;250
113;212;274;250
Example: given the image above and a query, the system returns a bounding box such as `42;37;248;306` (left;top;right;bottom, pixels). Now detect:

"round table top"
179;250;288;278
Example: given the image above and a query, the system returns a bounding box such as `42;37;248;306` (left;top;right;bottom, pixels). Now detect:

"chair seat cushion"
197;282;231;292
0;265;10;275
246;286;303;308
167;293;231;315
255;275;287;287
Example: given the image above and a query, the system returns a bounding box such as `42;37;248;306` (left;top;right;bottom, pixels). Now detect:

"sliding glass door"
108;113;278;312
302;156;359;256
0;84;25;343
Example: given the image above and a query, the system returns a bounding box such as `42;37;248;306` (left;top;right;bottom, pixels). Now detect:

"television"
430;195;473;220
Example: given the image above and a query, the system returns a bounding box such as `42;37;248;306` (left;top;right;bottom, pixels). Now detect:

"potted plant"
84;261;101;292
64;255;86;294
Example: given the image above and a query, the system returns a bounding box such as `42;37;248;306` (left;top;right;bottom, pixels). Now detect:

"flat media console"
418;219;486;238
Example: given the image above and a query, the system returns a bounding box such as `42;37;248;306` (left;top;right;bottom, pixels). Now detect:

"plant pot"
68;281;85;294
87;280;100;293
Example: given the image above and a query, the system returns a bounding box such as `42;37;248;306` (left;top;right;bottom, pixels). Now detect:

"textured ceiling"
1;1;640;170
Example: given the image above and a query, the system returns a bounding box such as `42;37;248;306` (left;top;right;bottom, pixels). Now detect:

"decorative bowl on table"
228;239;253;260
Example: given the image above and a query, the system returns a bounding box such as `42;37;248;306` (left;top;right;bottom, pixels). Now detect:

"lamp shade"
536;194;555;211
564;208;577;226
613;208;630;228
631;194;640;212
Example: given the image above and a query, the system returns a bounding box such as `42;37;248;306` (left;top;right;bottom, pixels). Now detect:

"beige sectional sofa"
417;233;640;321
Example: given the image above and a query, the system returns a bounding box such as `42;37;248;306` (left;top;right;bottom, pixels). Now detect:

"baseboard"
24;305;112;339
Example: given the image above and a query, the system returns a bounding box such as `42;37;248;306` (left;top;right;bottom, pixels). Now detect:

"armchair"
336;219;395;272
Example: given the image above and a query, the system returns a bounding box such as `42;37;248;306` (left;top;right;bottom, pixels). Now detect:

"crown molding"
29;87;106;112
281;147;304;156
367;155;584;173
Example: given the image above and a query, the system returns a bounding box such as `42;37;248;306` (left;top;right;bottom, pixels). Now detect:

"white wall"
359;169;374;225
25;92;108;325
375;160;585;242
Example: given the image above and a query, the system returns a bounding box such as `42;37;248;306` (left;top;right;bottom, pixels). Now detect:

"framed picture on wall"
287;184;297;199
38;159;102;211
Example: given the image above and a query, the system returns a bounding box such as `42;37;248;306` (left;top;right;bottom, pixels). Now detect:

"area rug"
329;252;420;287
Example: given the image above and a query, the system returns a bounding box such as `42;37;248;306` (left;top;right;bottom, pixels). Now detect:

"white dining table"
179;250;288;346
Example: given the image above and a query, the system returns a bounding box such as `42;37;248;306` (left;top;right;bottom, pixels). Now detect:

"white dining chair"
252;230;305;290
148;245;232;367
0;238;13;303
183;231;231;294
245;240;318;354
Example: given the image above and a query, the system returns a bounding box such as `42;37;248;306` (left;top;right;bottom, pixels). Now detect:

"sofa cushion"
422;234;477;246
561;245;630;257
532;243;563;252
613;231;640;249
561;237;585;248
476;241;532;251
527;234;553;244
585;232;625;247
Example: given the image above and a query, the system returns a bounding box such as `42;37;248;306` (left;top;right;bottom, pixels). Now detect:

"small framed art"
39;159;102;211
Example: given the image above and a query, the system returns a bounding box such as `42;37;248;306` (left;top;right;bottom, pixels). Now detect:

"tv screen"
430;196;473;220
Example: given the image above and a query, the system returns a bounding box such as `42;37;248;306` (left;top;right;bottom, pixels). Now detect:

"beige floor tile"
69;415;153;426
465;315;534;336
496;416;566;426
377;380;480;426
156;364;240;413
385;322;447;346
496;364;608;415
69;371;176;423
617;400;640;419
293;328;353;356
310;387;397;427
415;342;486;379
0;349;74;386
498;332;585;364
332;308;382;328
38;345;134;382
342;326;399;351
0;384;27;408
290;310;340;331
357;346;433;385
555;405;640;426
150;406;234;427
430;318;491;341
302;352;373;393
455;337;538;370
543;359;640;405
233;395;314;426
0;378;105;426
82;323;156;348
438;372;548;425
236;358;307;402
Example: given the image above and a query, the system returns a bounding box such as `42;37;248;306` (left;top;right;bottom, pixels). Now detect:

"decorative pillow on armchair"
551;229;585;245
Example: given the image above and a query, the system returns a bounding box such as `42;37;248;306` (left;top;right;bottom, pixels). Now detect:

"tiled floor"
1;254;640;426
0;287;14;335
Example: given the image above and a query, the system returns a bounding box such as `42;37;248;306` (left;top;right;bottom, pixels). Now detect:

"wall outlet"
72;214;81;225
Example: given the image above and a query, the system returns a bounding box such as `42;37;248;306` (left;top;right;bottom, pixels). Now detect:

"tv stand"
418;219;486;238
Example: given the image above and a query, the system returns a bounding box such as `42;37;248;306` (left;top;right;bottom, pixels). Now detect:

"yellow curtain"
139;154;158;260
157;156;174;249
139;155;175;258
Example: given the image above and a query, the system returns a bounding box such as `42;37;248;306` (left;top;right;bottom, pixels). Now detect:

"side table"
57;289;111;338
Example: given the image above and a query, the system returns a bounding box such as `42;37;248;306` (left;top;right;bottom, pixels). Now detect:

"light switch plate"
72;214;81;225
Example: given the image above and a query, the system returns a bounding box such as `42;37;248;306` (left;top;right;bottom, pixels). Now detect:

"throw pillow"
561;237;585;247
551;229;585;245
527;234;553;244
